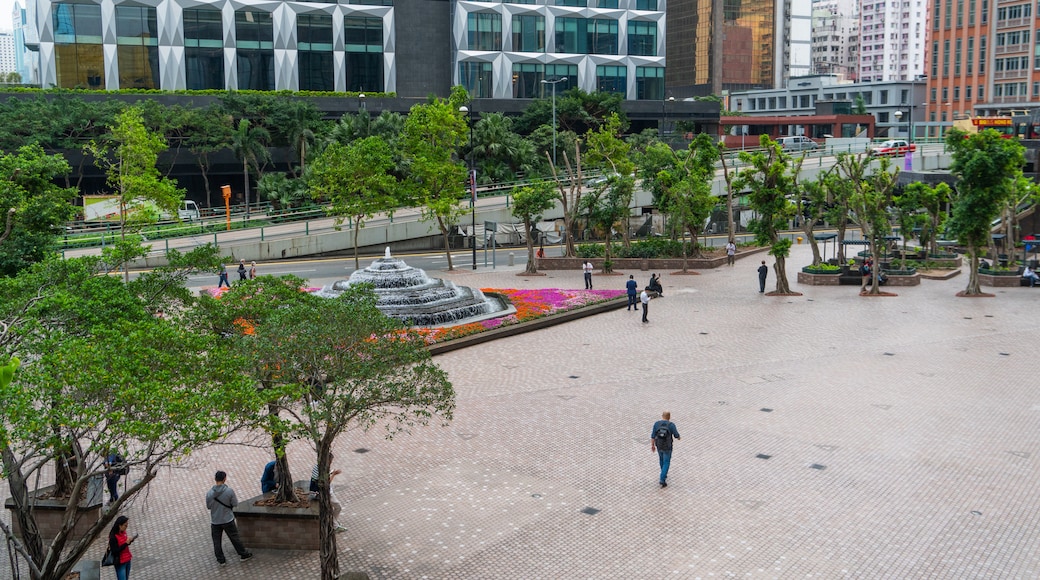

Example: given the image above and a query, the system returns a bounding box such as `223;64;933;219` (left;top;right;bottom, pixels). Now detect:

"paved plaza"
5;242;1040;579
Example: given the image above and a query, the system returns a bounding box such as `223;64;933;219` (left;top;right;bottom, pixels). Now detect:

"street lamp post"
894;110;904;138
540;78;566;166
358;92;366;112
459;105;477;270
661;95;675;139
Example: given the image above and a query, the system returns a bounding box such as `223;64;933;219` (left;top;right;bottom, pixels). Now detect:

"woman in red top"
108;515;137;580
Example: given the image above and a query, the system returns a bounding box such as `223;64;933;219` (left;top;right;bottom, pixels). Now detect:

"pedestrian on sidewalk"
640;288;651;323
626;275;638;310
758;261;769;293
651;411;680;487
237;260;248;282
205;470;253;566
217;265;230;288
582;260;594;289
107;515;137;580
726;241;736;266
249;261;257;279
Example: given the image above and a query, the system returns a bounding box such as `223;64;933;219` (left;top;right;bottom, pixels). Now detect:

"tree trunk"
243;159;251;220
2;446;44;568
802;220;821;265
773;256;792;293
524;219;538;274
964;248;983;295
437;217;454;270
269;407;296;504
198;157;212;209
315;440;339;580
353;219;362;271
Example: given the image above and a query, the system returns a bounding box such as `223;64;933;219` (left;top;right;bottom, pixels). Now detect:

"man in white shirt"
640;288;651;323
582;260;594;289
1024;265;1040;287
725;241;736;266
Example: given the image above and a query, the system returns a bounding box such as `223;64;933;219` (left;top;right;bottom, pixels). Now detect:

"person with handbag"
104;515;137;580
205;470;254;566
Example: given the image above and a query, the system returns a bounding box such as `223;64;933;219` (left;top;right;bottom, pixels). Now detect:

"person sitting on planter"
648;274;664;297
1024;265;1040;287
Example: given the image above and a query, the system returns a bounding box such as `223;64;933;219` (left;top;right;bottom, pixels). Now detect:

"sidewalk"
6;242;1040;579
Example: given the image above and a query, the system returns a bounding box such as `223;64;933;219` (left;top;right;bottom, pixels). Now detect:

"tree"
401;92;469;270
893;183;930;271
469;113;536;183
85;106;184;283
511;181;556;274
797;169;839;266
581;114;637;263
836;153;900;294
945;128;1026;295
735;136;803;294
309;137;400;269
258;172;310;211
185;106;233;208
230;119;272;220
251;287;454;580
0;145;78;276
656;133;721;267
0;257;260;580
188;275;317;505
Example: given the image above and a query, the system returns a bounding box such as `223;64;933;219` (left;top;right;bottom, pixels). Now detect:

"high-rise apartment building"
927;0;1040;132
666;0;808;97
856;0;926;82
12;2;36;83
811;0;858;79
0;33;17;75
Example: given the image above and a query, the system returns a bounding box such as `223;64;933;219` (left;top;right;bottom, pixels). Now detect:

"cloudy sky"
2;0;20;33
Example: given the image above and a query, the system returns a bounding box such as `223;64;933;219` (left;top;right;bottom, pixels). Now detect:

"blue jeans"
114;560;131;580
657;450;672;484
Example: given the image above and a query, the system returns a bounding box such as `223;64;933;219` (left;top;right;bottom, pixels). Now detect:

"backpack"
654;424;673;449
108;453;129;476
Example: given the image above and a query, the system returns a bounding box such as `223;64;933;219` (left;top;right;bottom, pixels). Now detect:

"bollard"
797;236;803;244
508;252;514;266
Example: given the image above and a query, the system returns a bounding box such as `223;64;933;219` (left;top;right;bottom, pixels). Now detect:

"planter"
884;272;921;286
979;269;1023;287
536;248;769;271
797;270;841;285
233;482;334;551
4;477;104;542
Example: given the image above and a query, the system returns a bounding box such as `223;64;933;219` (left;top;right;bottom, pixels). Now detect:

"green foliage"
258;172;310;210
802;263;841;273
945;128;1026;292
511;181;556;273
656;133;720;255
576;243;605;258
514;88;627;136
0;145;78;276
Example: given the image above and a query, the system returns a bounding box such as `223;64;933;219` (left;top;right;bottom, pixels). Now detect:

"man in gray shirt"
205;470;253;565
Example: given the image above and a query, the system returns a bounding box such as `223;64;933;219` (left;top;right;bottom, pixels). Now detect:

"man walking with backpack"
651;411;680;487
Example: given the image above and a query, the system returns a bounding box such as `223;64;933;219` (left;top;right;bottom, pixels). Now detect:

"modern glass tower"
30;0;395;92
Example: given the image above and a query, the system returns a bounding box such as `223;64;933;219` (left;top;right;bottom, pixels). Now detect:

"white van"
778;136;819;152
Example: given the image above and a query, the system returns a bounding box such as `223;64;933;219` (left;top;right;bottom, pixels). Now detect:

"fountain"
317;248;513;327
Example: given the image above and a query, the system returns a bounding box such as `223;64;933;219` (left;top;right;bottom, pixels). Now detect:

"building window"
636;0;658;9
636;66;661;99
512;14;545;52
979;37;986;73
555;17;581;53
298;14;333;91
953;86;960;100
627;21;656;56
557;0;587;6
236;11;274;91
880;89;888;104
588;19;619;54
115;5;159;89
545;63;578;92
931;41;939;77
459;61;493;98
512;62;544;98
184;8;224;89
955;38;961;75
978;85;983;99
982;0;988;23
967;37;973;75
596;64;626;96
942;40;949;77
345;17;383;91
468;12;502;51
52;3;104;89
942;87;948;101
956;0;963;26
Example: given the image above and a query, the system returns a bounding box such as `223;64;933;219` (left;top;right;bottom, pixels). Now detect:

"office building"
0;33;15;75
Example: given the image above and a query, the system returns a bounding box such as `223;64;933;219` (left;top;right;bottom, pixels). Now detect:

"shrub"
576;244;604;258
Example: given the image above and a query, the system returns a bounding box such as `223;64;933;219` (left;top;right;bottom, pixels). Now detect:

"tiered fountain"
317;248;512;327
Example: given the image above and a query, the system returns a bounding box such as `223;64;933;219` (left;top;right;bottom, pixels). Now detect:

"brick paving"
6;242;1040;579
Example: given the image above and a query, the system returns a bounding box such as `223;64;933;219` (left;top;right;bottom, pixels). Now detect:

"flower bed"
420;289;625;343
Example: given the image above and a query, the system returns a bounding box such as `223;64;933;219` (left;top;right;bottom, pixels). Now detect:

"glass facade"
555;18;618;54
460;61;493;98
184;8;224;90
636;66;664;100
116;6;159;89
236;11;275;91
468;13;502;51
53;3;104;88
627;21;656;56
299;14;334;91
545;64;577;92
512;62;543;97
596;64;626;95
512;14;545;52
345;17;383;91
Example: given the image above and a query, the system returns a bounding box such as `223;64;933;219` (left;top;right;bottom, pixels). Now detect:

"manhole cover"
354;448;370;453
580;507;601;515
756;454;772;460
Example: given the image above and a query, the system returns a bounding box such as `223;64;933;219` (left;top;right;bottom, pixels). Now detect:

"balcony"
993;68;1027;80
994;43;1028;55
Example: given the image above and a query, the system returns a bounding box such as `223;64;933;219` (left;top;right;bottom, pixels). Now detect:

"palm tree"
230;119;271;220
